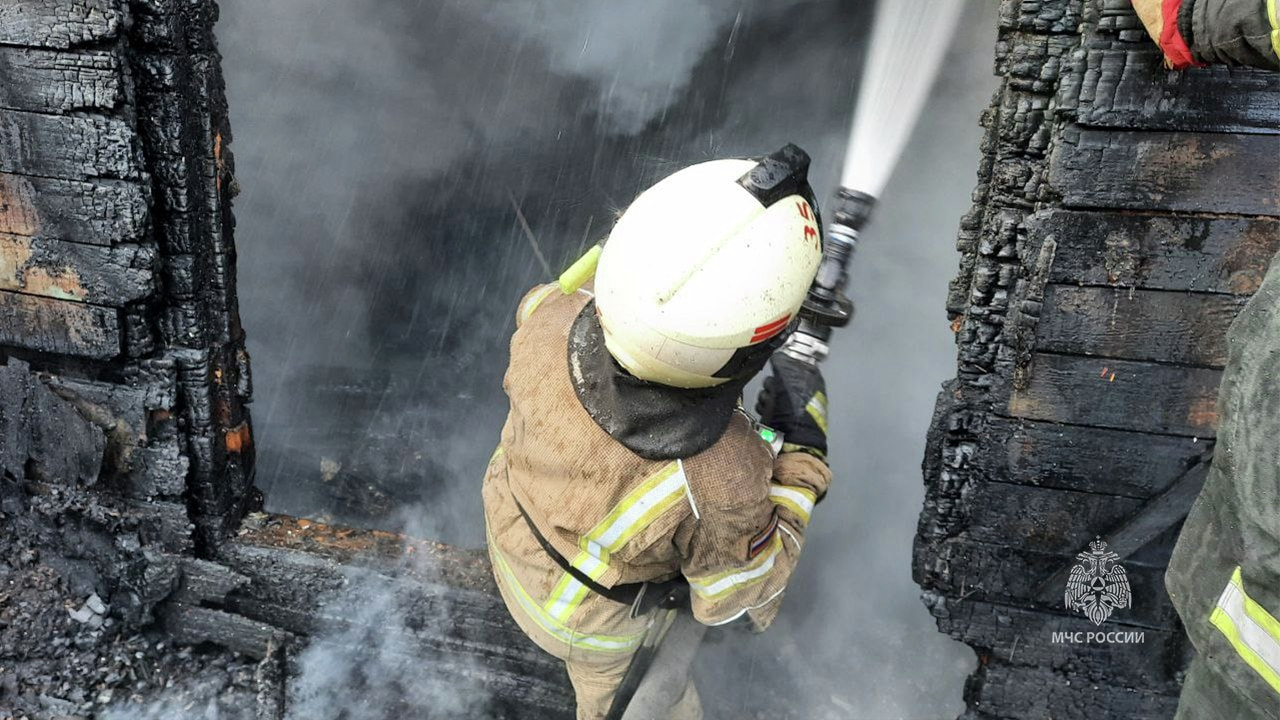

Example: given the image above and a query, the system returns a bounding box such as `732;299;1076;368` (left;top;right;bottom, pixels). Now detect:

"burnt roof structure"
915;1;1280;718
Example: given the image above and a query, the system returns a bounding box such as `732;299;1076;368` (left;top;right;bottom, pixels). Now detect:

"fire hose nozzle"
783;188;876;364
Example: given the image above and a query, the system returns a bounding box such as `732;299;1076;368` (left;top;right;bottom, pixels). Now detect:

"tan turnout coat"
482;284;832;665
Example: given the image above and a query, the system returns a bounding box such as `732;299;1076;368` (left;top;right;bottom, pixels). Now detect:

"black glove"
754;353;828;457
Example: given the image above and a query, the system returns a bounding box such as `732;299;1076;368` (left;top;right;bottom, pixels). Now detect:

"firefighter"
481;151;832;719
1131;0;1280;70
1130;1;1280;717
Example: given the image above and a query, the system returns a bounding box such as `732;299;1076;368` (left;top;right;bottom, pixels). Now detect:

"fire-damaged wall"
916;0;1280;718
0;0;258;714
0;0;254;548
0;2;574;717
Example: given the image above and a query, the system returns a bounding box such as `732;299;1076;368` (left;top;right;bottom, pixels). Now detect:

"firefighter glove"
755;354;828;457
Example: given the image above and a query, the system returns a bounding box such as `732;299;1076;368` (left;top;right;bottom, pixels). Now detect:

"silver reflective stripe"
1209;566;1280;695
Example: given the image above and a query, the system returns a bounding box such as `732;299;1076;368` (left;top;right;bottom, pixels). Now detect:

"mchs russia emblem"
1065;539;1132;626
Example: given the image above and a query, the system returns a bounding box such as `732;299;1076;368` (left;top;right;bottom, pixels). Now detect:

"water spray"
784;0;967;365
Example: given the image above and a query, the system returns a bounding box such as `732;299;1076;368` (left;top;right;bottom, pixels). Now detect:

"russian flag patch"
748;511;780;558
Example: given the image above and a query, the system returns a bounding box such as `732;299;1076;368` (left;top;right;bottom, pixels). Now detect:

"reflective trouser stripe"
1267;0;1280;59
1209;566;1280;695
542;460;690;622
688;532;785;602
488;525;643;653
768;485;816;525
805;391;828;435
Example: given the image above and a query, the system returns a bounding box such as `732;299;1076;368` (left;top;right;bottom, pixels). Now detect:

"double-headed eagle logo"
1064;539;1131;626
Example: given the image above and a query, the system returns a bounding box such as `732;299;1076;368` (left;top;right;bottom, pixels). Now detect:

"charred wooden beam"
916;0;1277;716
0;172;149;245
0;289;120;357
155;515;577;719
1030;210;1280;295
0;232;156;304
0;0;123;49
1050;128;1280;215
0;46;124;114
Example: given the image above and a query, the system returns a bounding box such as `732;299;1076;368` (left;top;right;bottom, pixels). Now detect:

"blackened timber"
159;603;290;659
0;109;143;180
1034;456;1211;604
0;289;119;357
0;173;148;245
0;233;156;305
1005;353;1221;436
0;357;104;486
985;417;1205;497
0;0;122;49
967;663;1179;719
915;538;1177;628
1037;285;1247;367
1050;127;1280;215
958;482;1142;554
0;46;123;113
205;515;576;719
934;599;1189;693
998;0;1084;34
1031;210;1280;295
1069;48;1280;132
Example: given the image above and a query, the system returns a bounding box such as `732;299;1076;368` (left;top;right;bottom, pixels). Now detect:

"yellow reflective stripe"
768;485;816;525
541;461;689;621
489;445;504;463
544;574;592;623
488;527;643;653
518;284;557;325
805;391;828;435
688;533;784;602
1267;0;1280;59
1209;566;1280;695
576;461;688;568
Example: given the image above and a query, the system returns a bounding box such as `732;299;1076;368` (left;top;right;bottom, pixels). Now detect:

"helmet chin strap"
567;302;751;461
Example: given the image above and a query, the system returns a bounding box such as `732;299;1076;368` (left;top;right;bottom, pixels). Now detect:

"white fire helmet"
594;150;824;389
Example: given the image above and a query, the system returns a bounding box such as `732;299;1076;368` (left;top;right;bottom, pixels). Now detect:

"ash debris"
0;513;257;720
0;357;257;720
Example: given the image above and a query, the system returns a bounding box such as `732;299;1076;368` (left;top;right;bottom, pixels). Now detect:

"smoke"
217;0;998;716
284;568;493;719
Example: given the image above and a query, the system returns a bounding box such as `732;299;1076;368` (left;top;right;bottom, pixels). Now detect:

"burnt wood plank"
985;417;1205;497
0;172;148;245
998;0;1083;34
961;482;1143;555
0;232;154;304
158;603;289;660
1037;285;1247;366
935;599;1188;693
1071;48;1280;132
915;538;1178;628
1034;457;1210;605
0;356;105;486
0;288;119;357
1050;127;1280;216
1006;353;1221;436
0;0;122;49
1030;209;1280;294
215;517;576;718
0;108;141;180
970;663;1179;719
0;46;122;113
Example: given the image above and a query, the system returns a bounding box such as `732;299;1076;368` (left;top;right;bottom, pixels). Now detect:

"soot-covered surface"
221;0;998;716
